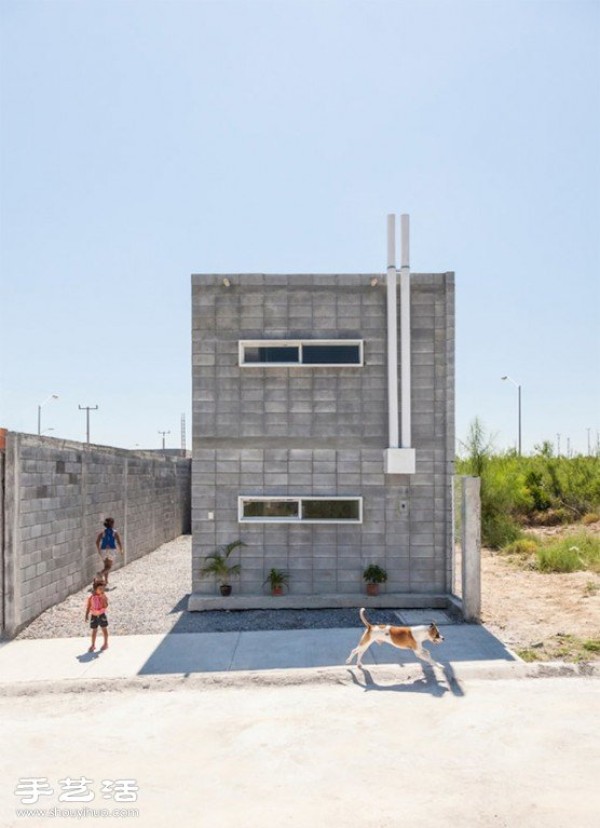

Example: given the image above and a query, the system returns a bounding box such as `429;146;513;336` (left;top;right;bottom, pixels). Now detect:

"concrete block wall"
0;442;4;632
191;273;454;600
1;432;191;637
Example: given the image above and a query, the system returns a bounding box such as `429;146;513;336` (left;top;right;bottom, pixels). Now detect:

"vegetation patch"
516;648;541;662
457;419;600;548
517;634;600;663
500;538;540;557
534;532;600;573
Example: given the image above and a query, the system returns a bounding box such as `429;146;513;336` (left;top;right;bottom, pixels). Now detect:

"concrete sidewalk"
0;623;521;686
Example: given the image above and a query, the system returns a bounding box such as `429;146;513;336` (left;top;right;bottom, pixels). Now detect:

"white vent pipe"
400;214;412;448
386;214;399;448
386;213;412;450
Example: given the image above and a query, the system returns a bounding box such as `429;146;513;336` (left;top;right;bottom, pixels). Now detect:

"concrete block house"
189;216;455;609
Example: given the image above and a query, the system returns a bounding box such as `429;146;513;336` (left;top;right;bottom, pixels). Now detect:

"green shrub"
583;639;600;654
531;455;600;518
457;419;522;548
536;546;582;573
524;470;552;511
456;420;600;537
535;533;600;573
501;538;539;556
483;514;521;549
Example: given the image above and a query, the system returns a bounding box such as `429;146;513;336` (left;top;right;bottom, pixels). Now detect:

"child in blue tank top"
95;517;123;585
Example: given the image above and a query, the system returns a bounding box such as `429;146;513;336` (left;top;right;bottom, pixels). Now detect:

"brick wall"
191;273;454;600
1;432;191;637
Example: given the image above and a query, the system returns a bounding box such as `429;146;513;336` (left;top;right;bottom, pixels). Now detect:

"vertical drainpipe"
386;214;399;449
400;214;412;449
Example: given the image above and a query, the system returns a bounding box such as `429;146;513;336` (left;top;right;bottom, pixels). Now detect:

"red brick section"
0;428;6;450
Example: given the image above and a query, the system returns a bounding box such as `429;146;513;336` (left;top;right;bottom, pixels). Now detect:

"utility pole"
181;413;186;454
78;405;98;444
158;430;170;451
587;428;591;456
556;433;561;457
501;376;522;455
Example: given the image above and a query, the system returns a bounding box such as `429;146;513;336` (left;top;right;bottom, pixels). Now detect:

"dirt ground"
2;678;599;828
480;522;600;661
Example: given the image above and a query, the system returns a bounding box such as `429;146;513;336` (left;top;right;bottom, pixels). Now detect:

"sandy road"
1;672;598;828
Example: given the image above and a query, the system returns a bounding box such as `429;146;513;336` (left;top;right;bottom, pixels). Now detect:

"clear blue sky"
1;0;598;455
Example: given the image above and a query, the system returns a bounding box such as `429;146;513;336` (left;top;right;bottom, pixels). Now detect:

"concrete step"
188;592;451;612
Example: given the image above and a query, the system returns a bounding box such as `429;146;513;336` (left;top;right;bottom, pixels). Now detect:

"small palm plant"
263;567;289;596
200;540;245;596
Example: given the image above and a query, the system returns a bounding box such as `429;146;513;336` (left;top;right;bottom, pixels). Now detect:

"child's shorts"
90;613;108;629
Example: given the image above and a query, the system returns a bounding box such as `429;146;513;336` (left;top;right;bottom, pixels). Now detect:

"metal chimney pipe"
400;214;412;448
386;214;399;449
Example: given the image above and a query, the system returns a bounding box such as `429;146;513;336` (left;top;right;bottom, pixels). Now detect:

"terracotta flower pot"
271;586;284;596
366;583;379;597
219;584;232;596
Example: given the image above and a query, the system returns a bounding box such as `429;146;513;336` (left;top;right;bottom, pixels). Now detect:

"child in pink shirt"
85;583;108;652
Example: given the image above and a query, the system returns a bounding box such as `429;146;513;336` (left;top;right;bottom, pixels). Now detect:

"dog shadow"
440;661;465;697
76;651;100;663
348;662;464;698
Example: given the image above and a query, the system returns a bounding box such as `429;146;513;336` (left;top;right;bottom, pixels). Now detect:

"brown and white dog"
346;608;445;668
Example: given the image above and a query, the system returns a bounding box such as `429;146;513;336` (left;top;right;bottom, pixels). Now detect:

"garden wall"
0;431;191;638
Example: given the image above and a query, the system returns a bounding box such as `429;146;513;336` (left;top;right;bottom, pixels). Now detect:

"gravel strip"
15;536;394;639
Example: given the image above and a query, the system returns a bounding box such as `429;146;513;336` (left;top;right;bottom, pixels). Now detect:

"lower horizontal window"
238;496;362;523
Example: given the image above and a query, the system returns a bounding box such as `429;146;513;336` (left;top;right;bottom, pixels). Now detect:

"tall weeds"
456;419;600;548
535;533;600;573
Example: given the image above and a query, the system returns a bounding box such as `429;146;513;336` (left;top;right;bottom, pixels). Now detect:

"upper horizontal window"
239;340;363;367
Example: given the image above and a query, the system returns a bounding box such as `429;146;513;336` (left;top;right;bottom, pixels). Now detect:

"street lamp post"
501;376;522;455
158;430;170;451
37;394;59;435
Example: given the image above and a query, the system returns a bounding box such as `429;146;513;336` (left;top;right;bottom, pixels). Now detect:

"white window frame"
238;496;363;524
238;339;364;367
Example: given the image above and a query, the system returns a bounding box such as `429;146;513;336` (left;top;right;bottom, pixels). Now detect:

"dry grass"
482;521;600;662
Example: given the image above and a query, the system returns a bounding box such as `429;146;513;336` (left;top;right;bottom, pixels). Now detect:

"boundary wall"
0;431;191;638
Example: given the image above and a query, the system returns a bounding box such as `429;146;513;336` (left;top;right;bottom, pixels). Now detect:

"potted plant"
199;540;245;596
263;567;289;596
363;564;387;596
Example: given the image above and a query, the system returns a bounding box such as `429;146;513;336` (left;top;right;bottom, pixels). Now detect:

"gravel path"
16;536;384;639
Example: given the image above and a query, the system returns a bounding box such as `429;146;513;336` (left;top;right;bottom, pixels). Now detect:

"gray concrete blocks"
191;272;455;604
1;433;191;638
